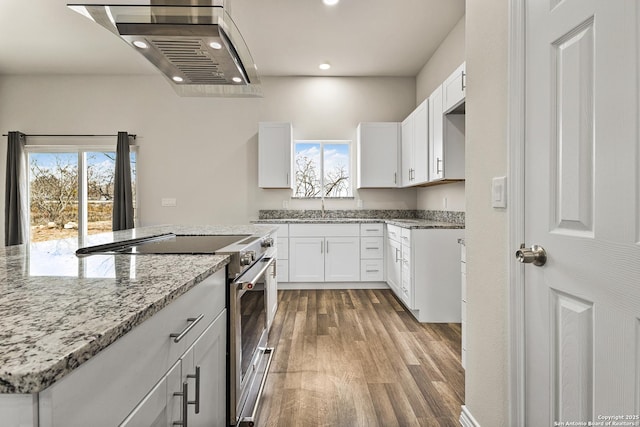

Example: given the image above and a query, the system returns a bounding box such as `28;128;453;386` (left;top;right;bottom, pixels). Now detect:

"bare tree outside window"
294;141;351;198
28;151;137;242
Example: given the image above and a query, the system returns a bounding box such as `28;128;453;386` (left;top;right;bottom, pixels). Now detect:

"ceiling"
0;0;465;78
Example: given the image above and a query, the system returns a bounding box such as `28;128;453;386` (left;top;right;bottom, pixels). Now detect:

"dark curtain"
5;132;26;246
112;132;134;231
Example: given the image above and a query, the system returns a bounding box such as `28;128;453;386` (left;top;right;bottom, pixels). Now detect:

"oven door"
229;255;275;426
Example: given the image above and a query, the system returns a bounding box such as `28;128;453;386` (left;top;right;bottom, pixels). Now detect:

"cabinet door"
181;312;227;427
412;100;429;184
428;86;444;181
401;245;413;309
119;361;181;427
258;122;292;188
266;261;278;330
443;62;466;113
356;123;400;188
401;114;414;186
324;237;360;282
385;237;402;296
289;237;324;282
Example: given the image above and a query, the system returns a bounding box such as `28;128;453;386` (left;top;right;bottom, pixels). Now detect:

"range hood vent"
68;1;261;97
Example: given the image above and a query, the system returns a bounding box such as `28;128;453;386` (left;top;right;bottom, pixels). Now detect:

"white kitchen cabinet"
360;223;384;282
180;313;227;427
275;224;289;283
324;237;360;281
385;225;463;322
429;86;465;183
385;225;402;295
443;62;466;113
289;224;360;283
36;270;226;427
401;100;429;186
119;361;181;427
289;237;325;282
357;122;400;188
258;122;292;188
459;239;467;369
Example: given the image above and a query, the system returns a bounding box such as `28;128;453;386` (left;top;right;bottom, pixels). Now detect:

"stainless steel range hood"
68;1;261;97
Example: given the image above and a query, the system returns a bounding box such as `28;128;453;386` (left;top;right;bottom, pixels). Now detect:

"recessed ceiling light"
323;0;339;5
132;40;148;49
232;77;242;83
209;41;222;49
172;76;184;83
319;62;331;70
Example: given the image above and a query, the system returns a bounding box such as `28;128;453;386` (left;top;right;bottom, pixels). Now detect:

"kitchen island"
0;224;274;427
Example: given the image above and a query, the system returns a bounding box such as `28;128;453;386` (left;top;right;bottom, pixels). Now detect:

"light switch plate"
492;176;507;208
161;198;177;207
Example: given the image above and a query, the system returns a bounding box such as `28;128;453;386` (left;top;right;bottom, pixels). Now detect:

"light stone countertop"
255;218;465;229
0;224;275;394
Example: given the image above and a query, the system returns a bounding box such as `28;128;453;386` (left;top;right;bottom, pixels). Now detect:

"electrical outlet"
357;199;364;209
443;197;448;209
161;198;177;207
492;176;507;208
283;200;289;209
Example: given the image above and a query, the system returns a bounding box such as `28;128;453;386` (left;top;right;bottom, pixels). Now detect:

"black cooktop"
76;234;252;256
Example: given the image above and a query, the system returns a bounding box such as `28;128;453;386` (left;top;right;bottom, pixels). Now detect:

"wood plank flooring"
257;289;464;427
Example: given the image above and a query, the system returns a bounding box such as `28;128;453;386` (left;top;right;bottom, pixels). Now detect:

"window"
293;140;352;198
27;147;137;243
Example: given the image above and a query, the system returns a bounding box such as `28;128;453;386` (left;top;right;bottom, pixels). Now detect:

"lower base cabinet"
2;270;227;427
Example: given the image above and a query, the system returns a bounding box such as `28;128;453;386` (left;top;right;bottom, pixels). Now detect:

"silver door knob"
515;243;547;266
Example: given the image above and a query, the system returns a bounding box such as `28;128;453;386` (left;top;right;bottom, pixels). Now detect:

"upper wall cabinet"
258;122;293;188
401;99;429;187
357;122;400;188
429;85;465;183
442;62;466;114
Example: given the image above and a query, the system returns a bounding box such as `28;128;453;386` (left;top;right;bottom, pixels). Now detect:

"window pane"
29;153;79;242
87;152;116;236
294;142;322;198
323;143;351;197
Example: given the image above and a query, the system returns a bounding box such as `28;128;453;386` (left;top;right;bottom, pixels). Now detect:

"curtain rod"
2;133;136;139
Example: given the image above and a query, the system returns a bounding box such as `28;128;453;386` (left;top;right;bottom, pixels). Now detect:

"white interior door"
524;0;640;425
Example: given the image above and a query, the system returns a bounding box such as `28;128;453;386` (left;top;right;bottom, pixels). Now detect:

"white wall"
0;75;417;236
414;16;466;213
465;0;509;425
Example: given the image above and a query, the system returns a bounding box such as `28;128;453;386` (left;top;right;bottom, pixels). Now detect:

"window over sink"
293;140;352;198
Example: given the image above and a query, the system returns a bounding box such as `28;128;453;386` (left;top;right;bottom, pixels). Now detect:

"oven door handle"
233;257;275;291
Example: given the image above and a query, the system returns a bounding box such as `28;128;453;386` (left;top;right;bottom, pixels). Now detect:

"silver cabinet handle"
461;70;466;91
366;269;380;273
326;240;329;253
187;366;200;414
394;172;397;184
170;314;204;343
320;240;323;254
286;172;289;185
365;247;379;250
436;158;443;174
395;248;400;262
173;382;189;426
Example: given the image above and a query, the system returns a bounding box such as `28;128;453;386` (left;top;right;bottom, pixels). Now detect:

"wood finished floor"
257;289;464;427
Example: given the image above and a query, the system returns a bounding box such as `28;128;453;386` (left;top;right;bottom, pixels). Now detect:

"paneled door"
523;0;640;425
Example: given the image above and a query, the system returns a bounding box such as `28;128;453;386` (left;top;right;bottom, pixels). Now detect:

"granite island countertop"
0;224;275;394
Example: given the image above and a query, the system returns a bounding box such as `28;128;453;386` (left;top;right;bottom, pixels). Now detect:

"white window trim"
292;139;353;199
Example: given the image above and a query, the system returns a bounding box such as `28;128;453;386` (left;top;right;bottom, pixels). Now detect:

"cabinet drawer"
360;259;384;282
360;237;383;259
289;223;359;237
400;227;411;244
277;259;289;282
277;237;289;260
276;224;289;238
360;223;383;236
39;270;226;427
386;224;401;242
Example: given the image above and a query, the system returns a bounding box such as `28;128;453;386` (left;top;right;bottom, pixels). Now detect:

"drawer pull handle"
366;269;380;273
170;314;204;343
365;247;379;250
173;382;189;426
187;366;201;413
365;228;377;232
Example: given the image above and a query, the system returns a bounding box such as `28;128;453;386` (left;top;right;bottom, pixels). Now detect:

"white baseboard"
460;405;481;427
278;282;389;290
